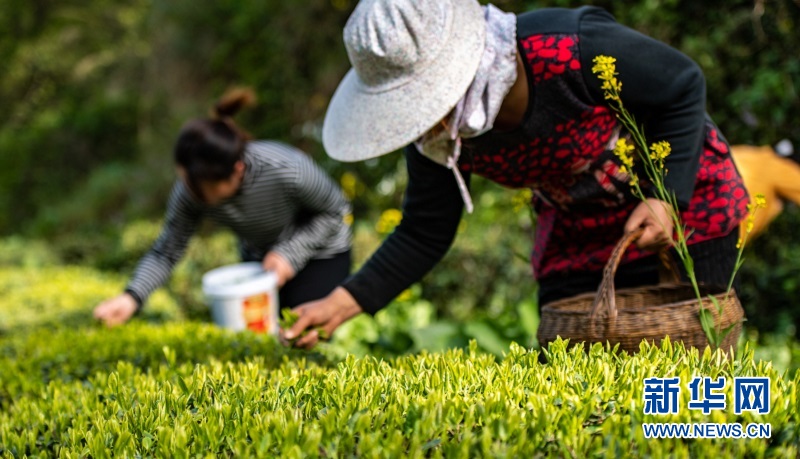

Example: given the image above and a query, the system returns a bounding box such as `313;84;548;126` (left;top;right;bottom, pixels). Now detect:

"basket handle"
589;228;681;323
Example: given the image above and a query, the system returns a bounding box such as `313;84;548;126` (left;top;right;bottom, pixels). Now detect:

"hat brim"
322;0;486;162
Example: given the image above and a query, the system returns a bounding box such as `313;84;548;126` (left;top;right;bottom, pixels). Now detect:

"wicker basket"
537;229;745;354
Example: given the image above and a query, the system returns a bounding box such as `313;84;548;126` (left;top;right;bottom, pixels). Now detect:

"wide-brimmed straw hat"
322;0;486;162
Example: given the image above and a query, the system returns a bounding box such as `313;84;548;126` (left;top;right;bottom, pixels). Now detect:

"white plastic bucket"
201;262;279;334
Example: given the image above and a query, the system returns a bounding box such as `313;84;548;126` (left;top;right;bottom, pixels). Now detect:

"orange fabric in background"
731;145;800;239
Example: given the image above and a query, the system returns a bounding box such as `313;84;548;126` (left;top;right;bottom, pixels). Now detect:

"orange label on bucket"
242;293;270;333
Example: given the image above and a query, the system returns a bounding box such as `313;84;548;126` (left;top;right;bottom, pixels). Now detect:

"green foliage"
525;0;800;144
751;331;800;378
0;0;151;234
2;0;797;236
340;177;540;356
150;0;353;140
28;164;165;238
0;237;58;268
424;179;537;322
1;336;798;457
2;2;800;451
280;309;329;341
0;221;242;322
738;206;800;337
1;231;799;456
3;0;797;354
0;322;322;411
0;266;181;336
330;183;540;359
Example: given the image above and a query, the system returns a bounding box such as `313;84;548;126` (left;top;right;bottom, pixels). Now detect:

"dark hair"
174;88;256;199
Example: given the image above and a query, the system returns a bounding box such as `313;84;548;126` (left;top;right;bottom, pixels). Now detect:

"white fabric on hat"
414;4;518;213
322;0;486;162
451;4;518;139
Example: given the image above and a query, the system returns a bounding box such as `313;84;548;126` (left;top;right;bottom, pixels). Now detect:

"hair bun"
212;87;257;119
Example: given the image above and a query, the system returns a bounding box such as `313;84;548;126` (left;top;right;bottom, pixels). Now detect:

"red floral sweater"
343;6;748;315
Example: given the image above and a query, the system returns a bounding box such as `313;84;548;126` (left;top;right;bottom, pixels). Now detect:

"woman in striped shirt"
94;89;352;326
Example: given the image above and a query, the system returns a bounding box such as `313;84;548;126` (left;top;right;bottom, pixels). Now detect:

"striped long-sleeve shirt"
126;140;352;307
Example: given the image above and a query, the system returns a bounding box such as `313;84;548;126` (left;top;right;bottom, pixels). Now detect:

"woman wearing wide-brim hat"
283;0;749;348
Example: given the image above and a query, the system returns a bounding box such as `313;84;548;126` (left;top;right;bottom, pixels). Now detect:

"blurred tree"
516;0;800;144
0;0;153;233
2;0;797;235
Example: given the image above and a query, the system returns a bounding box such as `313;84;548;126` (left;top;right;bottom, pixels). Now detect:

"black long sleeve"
341;146;467;315
579;10;707;208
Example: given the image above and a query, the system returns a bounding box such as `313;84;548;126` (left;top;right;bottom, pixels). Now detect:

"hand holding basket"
537;229;745;354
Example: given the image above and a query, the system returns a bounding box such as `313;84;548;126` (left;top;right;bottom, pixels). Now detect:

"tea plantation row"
1;258;799;456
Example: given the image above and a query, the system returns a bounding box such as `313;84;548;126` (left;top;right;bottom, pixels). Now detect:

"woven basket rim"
540;282;737;316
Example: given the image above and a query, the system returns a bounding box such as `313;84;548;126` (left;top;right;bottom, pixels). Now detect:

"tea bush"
328;284;539;359
1;338;798;458
0;266;181;335
7;222;243;322
1;239;798;456
0;237;58;269
0;322;326;410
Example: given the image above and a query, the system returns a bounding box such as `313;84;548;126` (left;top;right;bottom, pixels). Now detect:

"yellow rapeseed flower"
742;193;767;237
754;193;767;209
396;288;414;302
512;188;533;213
648;140;671;172
591;55;616;75
340;172;359;200
592;55;622;100
613;138;635;173
649;141;671;162
745;216;755;234
738;193;767;249
376;208;403;235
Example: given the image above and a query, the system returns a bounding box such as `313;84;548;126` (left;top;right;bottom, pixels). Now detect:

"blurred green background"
1;0;799;362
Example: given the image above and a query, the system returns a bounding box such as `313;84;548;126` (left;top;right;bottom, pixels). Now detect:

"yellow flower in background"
396;288;414;302
512;188;533;212
340;172;359;200
343;213;354;226
601;79;621;98
376;208;403;235
613;138;635;173
591;55;616;77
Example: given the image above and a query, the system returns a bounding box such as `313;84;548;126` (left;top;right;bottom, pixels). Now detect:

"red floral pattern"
461;34;749;280
522;34;582;84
